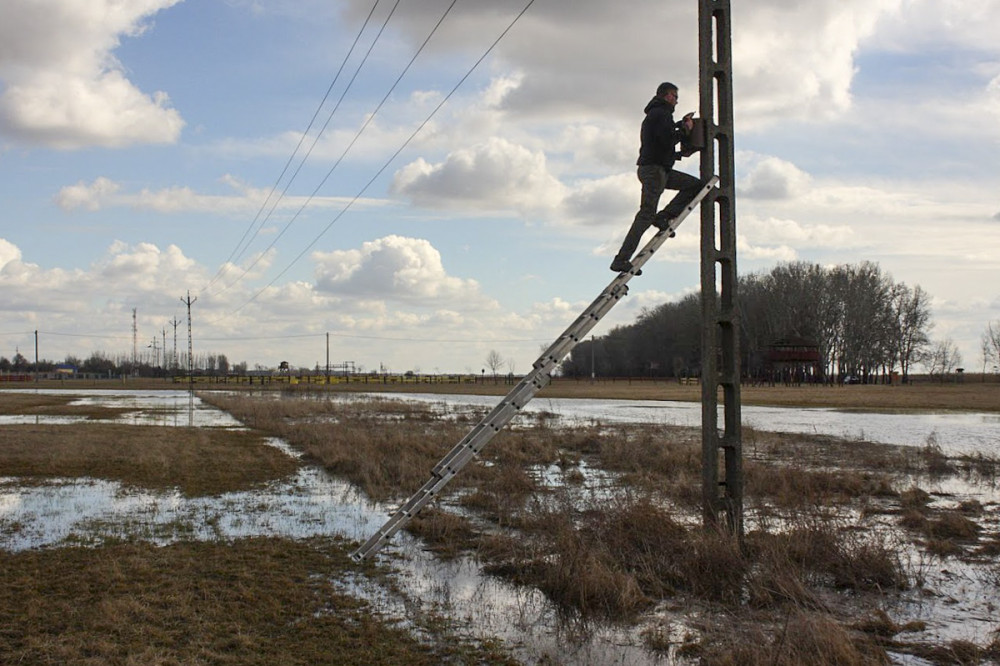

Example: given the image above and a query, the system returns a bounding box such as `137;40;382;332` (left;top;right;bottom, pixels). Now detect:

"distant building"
765;336;822;384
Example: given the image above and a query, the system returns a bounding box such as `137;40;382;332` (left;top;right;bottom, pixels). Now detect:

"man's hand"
681;112;695;133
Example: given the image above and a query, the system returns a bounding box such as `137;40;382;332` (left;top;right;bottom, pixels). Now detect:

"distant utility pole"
148;338;160;368
162;328;167;372
181;291;197;388
326;332;330;384
170;317;182;371
132;308;138;372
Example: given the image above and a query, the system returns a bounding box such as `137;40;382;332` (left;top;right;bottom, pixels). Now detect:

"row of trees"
0;351;245;378
562;261;961;383
740;261;933;383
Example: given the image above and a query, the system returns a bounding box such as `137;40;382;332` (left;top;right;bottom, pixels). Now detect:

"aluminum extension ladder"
352;176;719;561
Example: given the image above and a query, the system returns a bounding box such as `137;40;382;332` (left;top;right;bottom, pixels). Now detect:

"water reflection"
1;388;242;428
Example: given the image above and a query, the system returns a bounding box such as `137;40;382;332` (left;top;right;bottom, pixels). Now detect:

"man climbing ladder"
352;176;718;561
610;81;702;276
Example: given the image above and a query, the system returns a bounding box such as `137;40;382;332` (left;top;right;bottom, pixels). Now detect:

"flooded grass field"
2;386;1000;664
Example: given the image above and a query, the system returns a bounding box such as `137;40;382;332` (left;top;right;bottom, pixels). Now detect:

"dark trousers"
613;165;701;263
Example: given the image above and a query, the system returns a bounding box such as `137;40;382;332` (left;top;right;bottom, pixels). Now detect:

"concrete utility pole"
181;291;197;389
170;317;182;371
132;308;138;373
148;338;160;368
698;0;743;539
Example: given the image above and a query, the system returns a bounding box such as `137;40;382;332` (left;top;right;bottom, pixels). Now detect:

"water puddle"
1;388;243;428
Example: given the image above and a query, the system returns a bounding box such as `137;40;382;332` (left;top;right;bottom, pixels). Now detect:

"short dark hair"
656;81;678;96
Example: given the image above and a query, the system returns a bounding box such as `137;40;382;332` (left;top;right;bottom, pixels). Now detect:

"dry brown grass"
200;393;473;501
407;508;480;558
0;392;135;419
476;491;908;624
0;537;514;665
0;423;300;496
699;611;890;665
746;464;898;510
458;463;539;525
201;393;919;613
750;521;907;598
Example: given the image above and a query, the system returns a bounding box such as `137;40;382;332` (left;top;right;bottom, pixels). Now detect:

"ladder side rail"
534;289;626;367
537;284;633;365
430;369;551;475
355;477;443;556
438;368;554;470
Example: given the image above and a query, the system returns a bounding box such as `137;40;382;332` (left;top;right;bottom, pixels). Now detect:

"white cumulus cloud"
0;0;184;149
391;137;567;214
559;173;635;228
0;237;25;269
739;157;813;200
312;235;492;306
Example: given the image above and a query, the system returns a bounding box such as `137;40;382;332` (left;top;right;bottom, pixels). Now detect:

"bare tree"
983;321;1000;377
485;349;504;377
891;284;931;383
924;338;962;382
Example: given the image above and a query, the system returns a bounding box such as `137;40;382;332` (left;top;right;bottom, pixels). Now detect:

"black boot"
610;258;641;275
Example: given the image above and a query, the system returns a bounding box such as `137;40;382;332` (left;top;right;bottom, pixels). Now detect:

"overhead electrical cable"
33;328;546;345
203;0;383;293
224;0;406;275
198;332;551;343
212;0;452;299
38;330;131;340
232;0;537;314
209;0;406;297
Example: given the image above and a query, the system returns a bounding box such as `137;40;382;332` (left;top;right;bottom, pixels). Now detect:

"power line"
232;0;537;314
211;0;452;300
34;328;549;345
0;330;38;338
204;0;385;293
200;332;550;343
208;0;406;293
37;330;131;340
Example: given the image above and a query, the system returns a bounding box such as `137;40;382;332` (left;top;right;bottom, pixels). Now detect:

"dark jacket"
636;96;684;169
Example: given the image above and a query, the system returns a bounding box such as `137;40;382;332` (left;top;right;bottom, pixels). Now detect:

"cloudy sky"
1;0;998;374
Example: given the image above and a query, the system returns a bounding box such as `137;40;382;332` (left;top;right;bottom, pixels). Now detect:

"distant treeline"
0;351;242;379
561;261;940;384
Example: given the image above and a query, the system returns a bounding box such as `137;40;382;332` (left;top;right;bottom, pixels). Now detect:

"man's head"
656;81;679;106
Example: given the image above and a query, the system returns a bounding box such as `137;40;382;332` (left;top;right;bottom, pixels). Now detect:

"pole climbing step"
351;176;719;561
